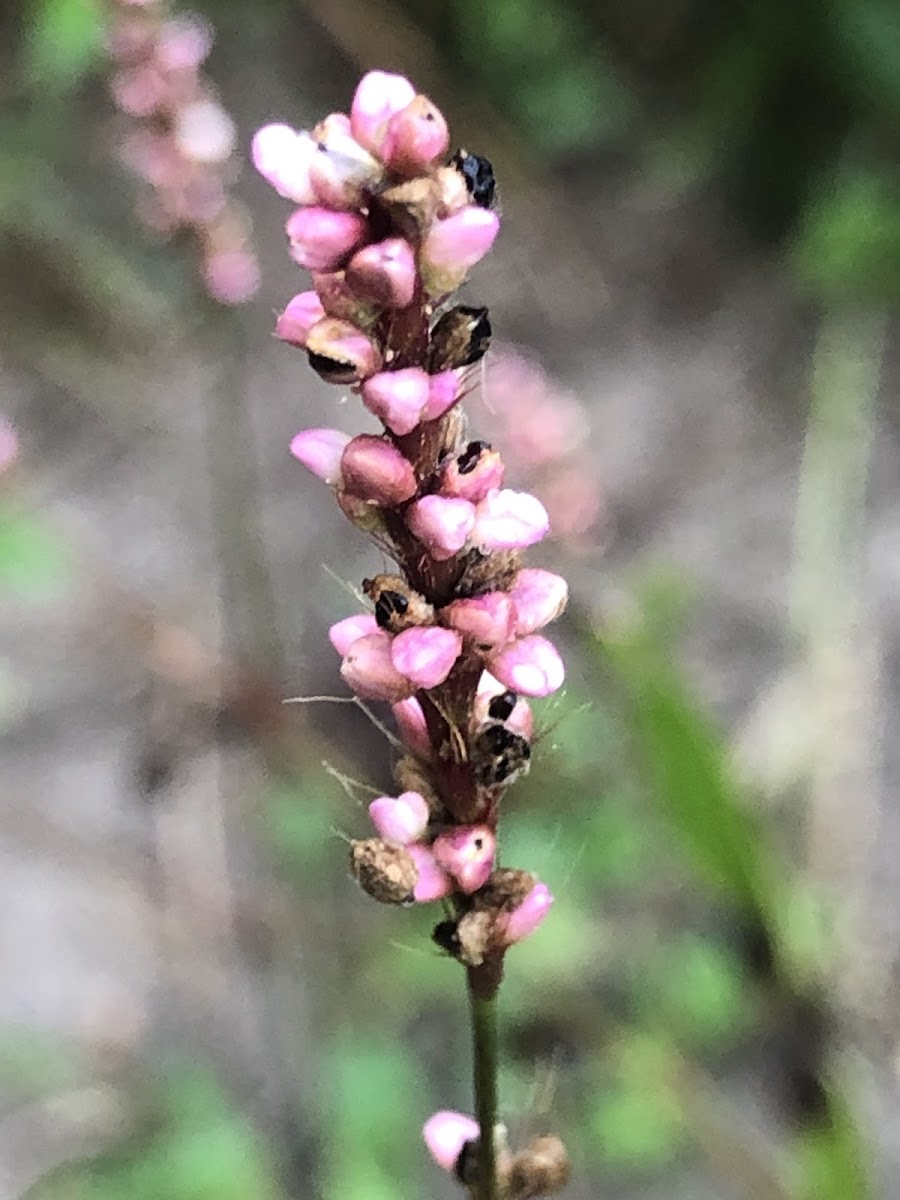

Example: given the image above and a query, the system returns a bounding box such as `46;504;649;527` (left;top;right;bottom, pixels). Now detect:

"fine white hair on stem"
282;692;403;751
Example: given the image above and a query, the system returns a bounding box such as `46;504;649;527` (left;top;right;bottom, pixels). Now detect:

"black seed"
451;149;496;209
487;690;517;721
374;589;409;628
432;919;460;956
457;440;490;474
307;351;358;385
428;306;492;372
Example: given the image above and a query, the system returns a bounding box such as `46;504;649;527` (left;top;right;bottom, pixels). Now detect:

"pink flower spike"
502;882;554;944
392;696;433;759
340;435;417;505
276;291;326;347
305;319;383;385
489;635;565;698
423;1111;480;1172
251;123;317;204
471;489;550;552
286;208;369;272
407;495;475;561
341;631;414;702
443;593;517;651
440;441;505;503
329;612;379;655
391;626;463;689
421;207;501;294
508;568;569;636
350;70;416;157
346;238;417;308
385;95;450;176
432;825;496;894
361;368;430;435
408;844;453;902
421;370;460;422
290;427;351;485
369;791;430;844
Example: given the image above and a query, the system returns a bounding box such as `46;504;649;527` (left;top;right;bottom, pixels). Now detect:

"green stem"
467;968;500;1200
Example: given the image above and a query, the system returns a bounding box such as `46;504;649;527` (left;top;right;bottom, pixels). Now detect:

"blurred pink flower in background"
106;0;259;304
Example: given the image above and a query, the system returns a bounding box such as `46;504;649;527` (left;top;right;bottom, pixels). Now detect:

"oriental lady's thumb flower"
252;67;571;1197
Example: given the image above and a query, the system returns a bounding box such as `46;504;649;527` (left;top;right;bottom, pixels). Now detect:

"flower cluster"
106;0;260;304
253;70;569;1194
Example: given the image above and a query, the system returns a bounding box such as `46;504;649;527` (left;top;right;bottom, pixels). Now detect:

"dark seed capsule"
374;589;409;629
307;350;361;386
451;148;496;209
487;690;517;721
473;721;531;787
432;919;461;956
457;440;490;474
428;306;492;372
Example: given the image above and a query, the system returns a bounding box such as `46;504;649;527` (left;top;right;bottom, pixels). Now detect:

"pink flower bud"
440;440;505;502
340;435;417;505
361;368;430;435
391;625;463;689
501;882;554;944
392;697;433;760
369;790;430;844
432;825;496;894
407;844;453;902
474;672;534;739
508;569;569;636
346;238;417;308
305;319;382;385
471;489;550;551
290;427;351;485
407;495;475;560
251;123;317;204
341;631;414;702
308;112;384;208
423;1111;480;1172
286;208;369;272
489;635;565;698
385;95;450;176
443;593;516;650
350;70;416;157
420;207;500;294
421;370;460;422
329;612;379;655
276;291;326;346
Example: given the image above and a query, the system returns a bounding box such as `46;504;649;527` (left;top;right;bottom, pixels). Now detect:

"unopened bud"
361;368;430;435
432;825;496;894
350;70;416;157
489;634;565;698
285;207;369;272
346;238;417;308
384;94;450;175
340;435;417;504
420;207;500;295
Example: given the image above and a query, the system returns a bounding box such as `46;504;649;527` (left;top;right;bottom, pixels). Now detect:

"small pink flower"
508;568;569;636
286;207;369;272
423;1111;480;1172
341;631;414;702
421;370;460;422
308;112;384;208
489;635;565;698
361;368;430;435
276;291;326;347
432;825;496;894
346;238;417;308
407;495;475;560
391;696;433;760
290;427;351;485
369;791;430;844
350;70;416;158
329;612;379;655
391;626;462;689
501;882;554;944
251;123;317;204
420;207;500;294
340;435;417;505
471;489;550;551
408;844;453;902
443;593;516;650
305;318;383;385
440;441;505;503
384;95;450;175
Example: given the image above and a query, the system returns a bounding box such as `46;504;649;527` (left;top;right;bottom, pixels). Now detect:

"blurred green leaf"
589;1058;684;1171
642;936;749;1048
0;505;68;597
791;1094;871;1200
265;777;336;875
24;0;104;94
